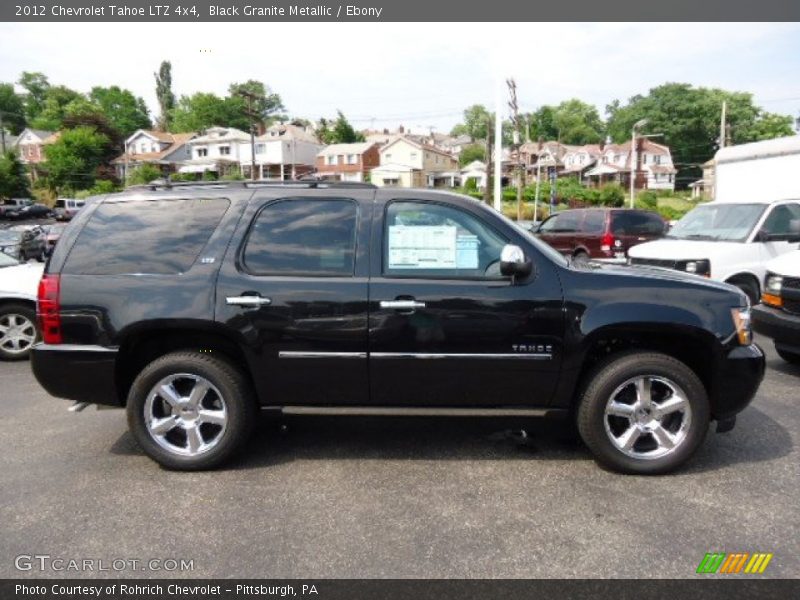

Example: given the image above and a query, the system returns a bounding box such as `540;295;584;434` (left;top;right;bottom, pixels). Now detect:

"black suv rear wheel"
577;351;709;474
126;351;256;470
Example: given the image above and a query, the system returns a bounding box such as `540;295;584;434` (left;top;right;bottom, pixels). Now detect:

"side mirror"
500;244;533;280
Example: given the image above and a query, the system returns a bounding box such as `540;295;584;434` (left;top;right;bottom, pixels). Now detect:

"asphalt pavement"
0;341;797;579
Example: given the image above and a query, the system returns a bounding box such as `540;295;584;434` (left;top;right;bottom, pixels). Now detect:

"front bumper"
30;343;121;407
752;304;800;353
711;343;765;421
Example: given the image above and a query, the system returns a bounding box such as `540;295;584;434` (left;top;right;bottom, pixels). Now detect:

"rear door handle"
226;295;272;307
380;300;426;310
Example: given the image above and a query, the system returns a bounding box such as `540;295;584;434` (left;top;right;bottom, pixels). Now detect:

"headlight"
762;273;783;307
731;306;753;346
683;259;711;276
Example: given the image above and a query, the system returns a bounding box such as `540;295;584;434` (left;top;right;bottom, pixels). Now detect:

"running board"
264;406;567;418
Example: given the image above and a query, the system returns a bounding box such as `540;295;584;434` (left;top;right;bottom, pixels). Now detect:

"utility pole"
483;117;492;205
237;89;262;181
493;79;503;212
630;119;648;209
719;101;727;149
507;78;525;221
0;112;6;154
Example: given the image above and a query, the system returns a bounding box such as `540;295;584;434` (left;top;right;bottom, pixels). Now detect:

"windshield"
667;203;766;242
0;252;19;267
0;231;22;243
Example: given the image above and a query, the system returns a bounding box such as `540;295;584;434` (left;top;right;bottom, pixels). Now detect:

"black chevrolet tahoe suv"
31;182;765;474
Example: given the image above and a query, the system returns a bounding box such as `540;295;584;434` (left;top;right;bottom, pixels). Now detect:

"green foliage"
636;190;659;209
202;170;218;181
0;83;26;135
89;86;151;137
17;71;50;122
0;151;31;199
169;80;284;133
318;111;364;144
463;177;478;192
598;183;625;207
221;166;245;181
459;143;485;166
126;163;163;186
43;126;110;192
29;85;83;131
526;99;604;145
169;172;198;182
451;104;492;140
74;179;119;199
605;83;796;187
154;61;175;131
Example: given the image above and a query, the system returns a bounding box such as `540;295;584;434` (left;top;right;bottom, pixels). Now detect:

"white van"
752;250;800;365
628;135;800;304
53;198;85;221
628;199;800;303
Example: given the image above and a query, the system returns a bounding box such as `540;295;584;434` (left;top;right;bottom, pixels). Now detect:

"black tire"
126;351;257;470
577;351;709;475
0;302;39;361
776;347;800;366
573;250;590;264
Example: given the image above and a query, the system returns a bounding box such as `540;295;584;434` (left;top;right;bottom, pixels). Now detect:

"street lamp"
630;118;648;208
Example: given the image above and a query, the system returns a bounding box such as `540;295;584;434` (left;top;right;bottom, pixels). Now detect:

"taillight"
37;274;62;344
600;232;615;252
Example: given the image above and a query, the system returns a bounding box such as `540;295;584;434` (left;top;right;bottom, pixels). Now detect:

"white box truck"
629;135;800;304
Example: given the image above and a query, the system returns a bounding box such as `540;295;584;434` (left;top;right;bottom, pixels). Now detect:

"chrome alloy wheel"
0;312;37;356
603;375;692;460
144;373;228;457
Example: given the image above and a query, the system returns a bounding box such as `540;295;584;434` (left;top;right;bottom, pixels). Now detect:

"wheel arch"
115;324;255;407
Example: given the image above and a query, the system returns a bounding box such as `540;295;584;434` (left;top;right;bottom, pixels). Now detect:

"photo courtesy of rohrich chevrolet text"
0;1;798;598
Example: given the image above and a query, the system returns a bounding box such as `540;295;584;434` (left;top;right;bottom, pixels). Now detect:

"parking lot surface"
0;342;797;579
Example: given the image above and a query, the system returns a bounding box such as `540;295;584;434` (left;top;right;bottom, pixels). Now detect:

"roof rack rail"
134;179;377;191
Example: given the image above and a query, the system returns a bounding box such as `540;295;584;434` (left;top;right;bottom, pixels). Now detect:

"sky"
1;22;799;135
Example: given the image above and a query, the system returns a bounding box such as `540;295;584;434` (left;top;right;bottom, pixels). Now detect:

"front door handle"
380;300;426;310
226;295;272;307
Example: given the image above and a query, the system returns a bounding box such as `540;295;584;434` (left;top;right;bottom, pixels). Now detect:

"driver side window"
383;201;508;279
762;203;800;235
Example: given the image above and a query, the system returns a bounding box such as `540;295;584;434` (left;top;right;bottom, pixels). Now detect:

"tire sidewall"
0;303;39;361
578;353;710;475
126;352;255;470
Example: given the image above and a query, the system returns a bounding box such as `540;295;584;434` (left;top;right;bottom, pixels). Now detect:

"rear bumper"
753;304;800;353
30;343;121;407
711;343;765;421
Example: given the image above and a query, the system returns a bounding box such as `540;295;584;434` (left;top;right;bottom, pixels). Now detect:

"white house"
375;136;459;188
584;139;676;191
112;129;195;180
238;124;322;180
461;160;487;189
180;126;250;176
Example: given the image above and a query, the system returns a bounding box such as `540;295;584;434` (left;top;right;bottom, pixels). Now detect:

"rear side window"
612;212;665;235
63;198;229;275
581;211;606;234
540;211;580;232
243;198;358;277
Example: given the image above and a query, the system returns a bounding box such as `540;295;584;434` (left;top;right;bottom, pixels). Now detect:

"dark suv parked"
536;208;666;263
31;182;764;473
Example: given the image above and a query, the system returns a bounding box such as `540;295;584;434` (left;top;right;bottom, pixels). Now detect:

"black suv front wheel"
127;351;256;470
577;352;709;474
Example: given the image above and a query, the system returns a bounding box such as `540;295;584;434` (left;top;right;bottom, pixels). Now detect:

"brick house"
315;142;380;182
15;128;54;165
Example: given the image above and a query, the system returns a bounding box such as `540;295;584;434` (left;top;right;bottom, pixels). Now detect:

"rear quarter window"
63;198;229;275
612;211;665;235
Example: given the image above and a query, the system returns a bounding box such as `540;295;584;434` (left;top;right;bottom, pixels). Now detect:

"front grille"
784;299;800;315
629;258;677;269
783;276;800;291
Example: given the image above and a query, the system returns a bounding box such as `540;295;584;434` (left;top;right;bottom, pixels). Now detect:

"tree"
43;126;109;192
227;80;285;124
30;85;84;131
459;143;486;166
170;92;241;132
126;163;163;186
154;61;175;131
318;111;364;144
89;86;151;137
0;83;26;136
525;105;558;142
606;83;795;187
451;104;492;140
0;151;30;199
17;71;50;122
524;100;604;144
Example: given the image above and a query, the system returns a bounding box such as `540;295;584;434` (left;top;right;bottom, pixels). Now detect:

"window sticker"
456;234;480;269
388;225;457;269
